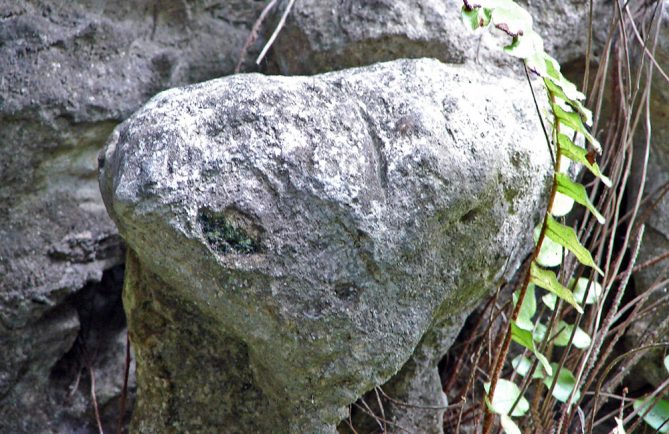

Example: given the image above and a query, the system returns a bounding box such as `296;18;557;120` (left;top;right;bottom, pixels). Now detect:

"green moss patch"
198;209;260;254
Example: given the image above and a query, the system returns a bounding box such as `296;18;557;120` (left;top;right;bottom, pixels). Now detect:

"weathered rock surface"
0;0;264;431
99;58;551;432
628;1;669;387
267;0;611;76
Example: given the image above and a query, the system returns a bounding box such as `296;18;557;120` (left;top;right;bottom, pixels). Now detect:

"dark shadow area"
50;264;135;434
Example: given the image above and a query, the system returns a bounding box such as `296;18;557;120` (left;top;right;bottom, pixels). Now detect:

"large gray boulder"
267;0;612;75
0;1;264;431
99;58;551;432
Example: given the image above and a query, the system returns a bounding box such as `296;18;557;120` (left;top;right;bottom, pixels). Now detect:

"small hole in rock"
460;208;479;224
334;284;363;302
197;208;262;255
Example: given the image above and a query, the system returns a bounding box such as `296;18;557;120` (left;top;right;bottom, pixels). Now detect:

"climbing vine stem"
482;93;564;434
460;1;611;433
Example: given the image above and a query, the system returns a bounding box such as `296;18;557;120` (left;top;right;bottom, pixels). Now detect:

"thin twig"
377;387;456;411
235;0;279;73
591;399;635;430
524;62;555;165
256;0;296;65
116;332;131;434
352;402;412;434
360;397;384;433
623;376;669;433
443;295;497;392
625;3;669;84
346;405;360;434
589;343;669;433
581;228;645;431
374;387;387;433
582;0;595;94
90;367;104;434
68;369;83;399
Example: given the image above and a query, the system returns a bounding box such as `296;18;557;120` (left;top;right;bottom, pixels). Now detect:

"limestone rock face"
267;0;611;75
0;1;263;431
628;2;669;387
99;58;551;432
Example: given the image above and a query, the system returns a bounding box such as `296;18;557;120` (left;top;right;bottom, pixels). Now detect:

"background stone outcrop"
0;1;265;432
268;0;611;75
99;58;551;433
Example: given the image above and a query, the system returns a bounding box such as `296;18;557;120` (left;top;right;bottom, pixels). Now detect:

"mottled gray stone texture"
99;58;551;432
0;1;264;432
266;0;612;75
